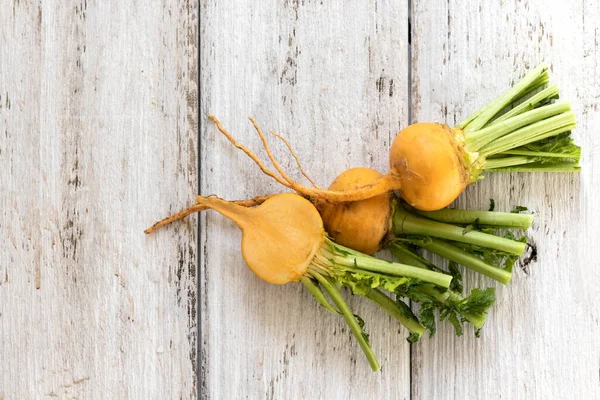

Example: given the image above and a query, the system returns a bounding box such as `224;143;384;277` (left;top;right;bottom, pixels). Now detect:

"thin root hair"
144;195;273;234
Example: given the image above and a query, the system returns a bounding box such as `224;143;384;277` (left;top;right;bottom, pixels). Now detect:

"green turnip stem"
300;277;339;315
393;207;526;255
526;73;550;91
389;243;436;270
416;208;533;230
484;154;578;172
486;156;537;169
485;161;582;172
512;74;551;102
320;243;452;288
438;288;486;328
417;285;451;304
308;262;330;278
485;138;581;170
420;239;512;285
491;84;559;125
388;245;456;303
311;270;380;372
332;268;392;281
324;239;366;258
455;63;581;174
389;244;488;328
479;112;576;157
389;243;490;328
415;284;451;304
448;287;492;328
461;311;486;329
446;291;462;302
465;102;571;151
388;245;452;301
498;149;578;157
364;289;425;339
459;72;548;130
459;64;548;131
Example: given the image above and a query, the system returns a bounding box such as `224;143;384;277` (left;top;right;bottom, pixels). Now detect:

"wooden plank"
0;1;197;398
411;1;600;399
200;1;409;398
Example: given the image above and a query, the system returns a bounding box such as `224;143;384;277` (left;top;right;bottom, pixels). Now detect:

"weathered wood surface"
199;1;410;399
411;1;600;399
3;1;599;399
0;1;197;399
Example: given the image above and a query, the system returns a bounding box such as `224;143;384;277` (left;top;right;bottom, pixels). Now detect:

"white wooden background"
2;1;599;399
0;1;198;399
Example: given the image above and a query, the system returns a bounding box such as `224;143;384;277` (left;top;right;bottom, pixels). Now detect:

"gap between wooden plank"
407;1;415;400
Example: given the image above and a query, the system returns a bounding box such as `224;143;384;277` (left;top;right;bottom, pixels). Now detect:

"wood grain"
0;1;198;398
411;1;600;399
199;1;410;398
3;1;598;398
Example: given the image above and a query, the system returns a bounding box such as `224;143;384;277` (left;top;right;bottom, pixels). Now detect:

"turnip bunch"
147;189;534;370
145;63;558;371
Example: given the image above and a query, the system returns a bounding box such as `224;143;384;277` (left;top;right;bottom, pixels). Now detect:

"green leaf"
394;235;433;246
336;248;353;256
502;231;528;272
504;230;528;243
457;288;496;315
448;262;464;294
488;132;581;167
462;219;477;235
332;269;410;296
519;132;581;162
447;311;464;336
504;253;518;273
461;218;497;235
488;199;496;212
394;298;420;321
400;286;436;303
407;332;421;343
511;206;528;213
329;242;353;256
394;279;438;304
382;278;409;293
455;240;522;270
481;227;498;234
390;242;446;273
353;314;370;344
354;314;365;328
419;302;437;337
